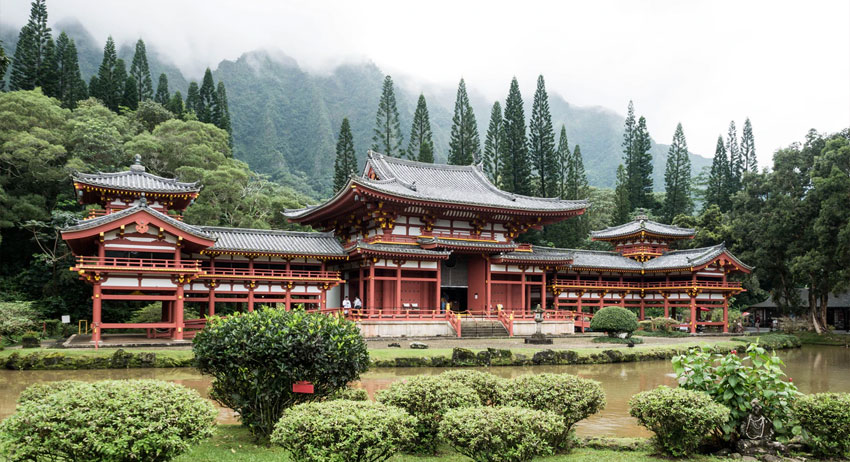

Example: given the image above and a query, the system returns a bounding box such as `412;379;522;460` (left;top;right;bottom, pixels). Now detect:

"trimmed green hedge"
327;386;369;401
590;306;638;337
376;375;481;452
271;400;416;462
592;336;644;344
731;333;801;349
438;370;505;405
793;393;850;459
0;380;216;462
439;406;566;462
1;349;193;370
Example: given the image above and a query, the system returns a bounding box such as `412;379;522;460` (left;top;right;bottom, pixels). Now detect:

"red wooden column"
247;258;255;312
173;279;185;340
484;257;491;315
435;262;442;312
368;261;375;316
520;268;526;314
321;261;328;310
663;293;669;319
358;267;365;306
395;265;402;314
689;293;697;334
285;283;292;311
92;281;102;344
722;267;729;333
639;294;645;320
541;268;547;310
207;257;215;317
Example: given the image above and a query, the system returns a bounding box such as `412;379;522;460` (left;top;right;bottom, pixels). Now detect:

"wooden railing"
200;267;341;280
446;310;462;337
550;279;742;289
347;308;448;321
84;208;183;221
497;308;514;337
75;256;201;271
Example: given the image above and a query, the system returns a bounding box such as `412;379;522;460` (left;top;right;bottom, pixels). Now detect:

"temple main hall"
62;152;750;341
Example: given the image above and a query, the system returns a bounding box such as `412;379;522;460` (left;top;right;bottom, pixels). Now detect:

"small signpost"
61;315;70;324
292;381;314;394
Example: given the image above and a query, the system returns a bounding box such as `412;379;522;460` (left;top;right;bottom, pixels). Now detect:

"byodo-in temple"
62;152;751;342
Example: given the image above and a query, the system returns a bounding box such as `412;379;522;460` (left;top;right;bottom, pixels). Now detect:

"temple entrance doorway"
441;254;469;313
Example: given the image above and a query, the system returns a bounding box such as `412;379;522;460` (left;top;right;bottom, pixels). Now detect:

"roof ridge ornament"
130;154;146;173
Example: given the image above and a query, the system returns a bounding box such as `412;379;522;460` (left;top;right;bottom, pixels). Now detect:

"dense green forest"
1;1;848;332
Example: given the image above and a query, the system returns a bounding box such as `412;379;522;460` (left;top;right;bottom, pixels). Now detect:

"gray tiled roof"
62;205;213;240
418;236;518;251
285;151;588;218
591;217;694;240
202;227;346;257
73;160;200;194
644;244;752;271
347;240;452;258
749;289;850;308
571;249;644;270
495;245;574;263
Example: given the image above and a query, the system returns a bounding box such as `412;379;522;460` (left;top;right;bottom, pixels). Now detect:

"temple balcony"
198;267;341;282
72;256;202;274
549;279;743;291
84;208;183;221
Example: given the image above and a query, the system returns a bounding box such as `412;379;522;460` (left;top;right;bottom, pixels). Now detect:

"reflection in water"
1;346;848;438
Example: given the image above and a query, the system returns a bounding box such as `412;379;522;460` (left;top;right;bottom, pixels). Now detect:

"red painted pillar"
689;294;697;334
639;295;645;320
541;268;547;310
368;262;375;316
358;267;365;305
520;269;526;315
435;263;442;313
173;281;184;340
92;282;102;345
484;257;491;316
285;284;292;311
663;294;669;319
723;294;729;333
208;286;215;317
395;265;402;314
247;258;255;312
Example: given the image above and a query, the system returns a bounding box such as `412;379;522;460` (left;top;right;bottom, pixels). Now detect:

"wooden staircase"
460;318;510;338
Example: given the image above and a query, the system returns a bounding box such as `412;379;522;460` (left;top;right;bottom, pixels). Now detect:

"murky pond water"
1;345;848;437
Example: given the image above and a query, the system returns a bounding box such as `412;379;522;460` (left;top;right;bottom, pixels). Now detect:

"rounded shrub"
792;392;850;459
503;373;605;449
376;375;481;452
629;385;729;457
327;386;369;401
0;379;216;462
439;369;505;405
271;400;417;462
439;406;566;462
193;308;370;438
17;380;85;404
590;306;638;337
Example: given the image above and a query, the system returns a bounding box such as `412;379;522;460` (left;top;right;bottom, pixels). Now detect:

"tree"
613;164;631;225
621;101;637;179
482;101;504;183
528;75;557;197
122;75;139;110
167;91;184;116
662;123;693;222
371;75;404;157
741;118;756;173
185;82;200;116
154;73;170;105
628;115;654;209
565;144;588;201
9;0;52;92
333;118;358;191
447;78;479;165
705;135;730;211
500;77;532;195
91;37;122;111
726;121;741;194
113;59;128;110
129;39;154;102
54;32;86;109
213;82;232;139
407;94;434;163
555;125;570;197
0;41;9;86
197;68;217;123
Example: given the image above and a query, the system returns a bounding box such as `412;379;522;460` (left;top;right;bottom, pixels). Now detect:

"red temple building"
62;152;750;343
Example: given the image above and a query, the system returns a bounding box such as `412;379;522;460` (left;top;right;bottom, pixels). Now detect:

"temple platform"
63;334;192;349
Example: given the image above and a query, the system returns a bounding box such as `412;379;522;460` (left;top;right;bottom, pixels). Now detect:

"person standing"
353;296;362;313
342;295;351;316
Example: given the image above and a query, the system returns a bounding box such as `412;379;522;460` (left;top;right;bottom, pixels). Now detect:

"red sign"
292;381;314;394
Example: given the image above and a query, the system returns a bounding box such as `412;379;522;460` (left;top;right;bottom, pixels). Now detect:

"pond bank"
0;334;801;370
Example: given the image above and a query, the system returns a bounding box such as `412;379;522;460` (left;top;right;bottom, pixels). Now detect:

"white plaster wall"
513;320;575;336
356;321;454;338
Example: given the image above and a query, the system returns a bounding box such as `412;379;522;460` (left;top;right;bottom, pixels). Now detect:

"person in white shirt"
342;295;351;315
353;296;362;310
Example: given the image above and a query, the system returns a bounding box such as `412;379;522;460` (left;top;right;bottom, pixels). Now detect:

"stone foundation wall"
512;320;575;336
356;321;455;338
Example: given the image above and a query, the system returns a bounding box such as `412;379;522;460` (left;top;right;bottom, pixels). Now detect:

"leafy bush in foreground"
590;306;638;337
439;406;566;462
438;369;505;405
0;380;216;462
503;373;605;449
377;375;481;452
792;393;850;459
16;380;84;404
629;386;729;456
193;308;370;438
327;386;369;401
272;400;417;462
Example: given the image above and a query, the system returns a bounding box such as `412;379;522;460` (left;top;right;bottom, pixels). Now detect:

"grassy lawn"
794;331;850;346
0;347;194;361
175;425;732;462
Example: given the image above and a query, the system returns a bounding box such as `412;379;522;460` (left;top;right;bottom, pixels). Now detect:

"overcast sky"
3;0;849;165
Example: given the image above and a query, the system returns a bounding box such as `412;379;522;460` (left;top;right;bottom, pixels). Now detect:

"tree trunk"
819;293;829;330
809;288;823;334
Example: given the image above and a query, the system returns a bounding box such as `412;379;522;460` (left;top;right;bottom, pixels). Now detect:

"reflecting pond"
1;345;848;437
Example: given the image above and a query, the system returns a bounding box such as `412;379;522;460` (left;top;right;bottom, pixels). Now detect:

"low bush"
637;320;652;331
0;379;216;461
590;306;638;337
131;302;199;324
710;308;743;328
629;386;729;457
503;373;605;449
633;329;689;338
376;375;481;452
438;369;505;405
20;331;40;348
591;336;643;344
792;393;850;459
271;400;417;462
0;301;39;340
327;386;369;401
439;406;566;462
731;333;801;349
193;308;370;439
16;380;84;404
651;317;680;332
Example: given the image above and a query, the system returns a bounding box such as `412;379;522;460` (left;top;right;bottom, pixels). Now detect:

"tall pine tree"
482;101;504;183
213;82;232;138
407;94;434;163
741;117;757;172
500;77;532;195
113;58;128;110
333;118;358;191
556;125;570;197
448;78;480;165
371;75;404;157
167;91;184;116
613;164;632;224
529;75;557;197
628;115;654;208
185;82;200;116
38;35;59;97
122;74;139;110
726;120;741;194
704;135;730;211
9;0;52;91
154;73;170;105
0;40;9;85
198;68;217;123
55;32;86;108
565;144;588;200
662;123;692;222
91;37;121;111
129;39;154;102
